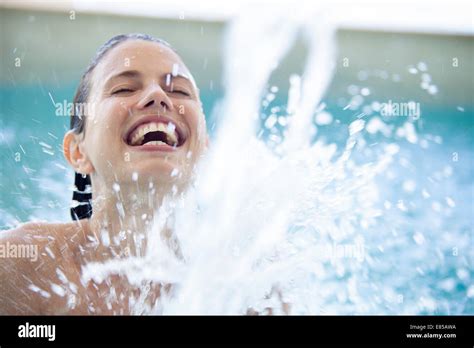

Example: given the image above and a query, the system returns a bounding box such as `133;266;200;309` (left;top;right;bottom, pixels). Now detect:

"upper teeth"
129;122;178;146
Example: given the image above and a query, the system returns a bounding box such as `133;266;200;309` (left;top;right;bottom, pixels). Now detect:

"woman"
0;34;209;314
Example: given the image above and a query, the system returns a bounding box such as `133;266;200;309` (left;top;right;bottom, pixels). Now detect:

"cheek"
85;104;128;157
101;99;130;124
182;103;206;137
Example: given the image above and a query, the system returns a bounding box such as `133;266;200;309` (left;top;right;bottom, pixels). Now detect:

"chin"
128;160;188;186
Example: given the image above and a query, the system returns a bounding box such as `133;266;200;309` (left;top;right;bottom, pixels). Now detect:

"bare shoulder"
0;220;89;314
1;220;89;246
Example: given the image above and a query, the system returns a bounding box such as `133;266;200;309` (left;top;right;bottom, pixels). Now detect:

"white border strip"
1;0;473;35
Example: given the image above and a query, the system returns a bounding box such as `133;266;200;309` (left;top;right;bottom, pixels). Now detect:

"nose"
137;82;174;113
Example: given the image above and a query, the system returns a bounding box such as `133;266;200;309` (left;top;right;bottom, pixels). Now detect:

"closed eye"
170;89;190;97
112;88;134;95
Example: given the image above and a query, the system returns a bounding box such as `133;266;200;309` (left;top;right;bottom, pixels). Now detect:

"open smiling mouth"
125;119;186;149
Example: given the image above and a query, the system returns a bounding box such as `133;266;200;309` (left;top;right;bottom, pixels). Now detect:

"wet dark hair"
70;33;172;221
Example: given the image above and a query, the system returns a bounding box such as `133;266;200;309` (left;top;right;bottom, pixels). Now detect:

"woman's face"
75;40;208;190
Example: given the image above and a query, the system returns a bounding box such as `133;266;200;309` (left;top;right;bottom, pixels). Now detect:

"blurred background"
0;0;472;228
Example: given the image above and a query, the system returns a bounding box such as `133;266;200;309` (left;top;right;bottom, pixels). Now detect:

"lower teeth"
143;140;167;146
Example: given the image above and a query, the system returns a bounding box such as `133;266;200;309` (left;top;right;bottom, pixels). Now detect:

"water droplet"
171;168;179;177
417;61;428;71
445;197;455;208
314;111;333;125
466;285;474;298
172;63;179;77
397;200;407;212
413;232;425;245
347;84;359;95
113;183;120;192
421;73;431;83
427;85;438;95
101;229;110;247
167;122;176;133
266;93;275;102
402;180;416;193
264;115;277;129
349;119;365;136
51;283;66;297
277;116;287;126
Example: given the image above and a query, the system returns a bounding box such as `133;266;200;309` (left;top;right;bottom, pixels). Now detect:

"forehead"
93;40;191;83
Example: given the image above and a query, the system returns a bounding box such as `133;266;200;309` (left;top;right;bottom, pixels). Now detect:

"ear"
63;130;94;175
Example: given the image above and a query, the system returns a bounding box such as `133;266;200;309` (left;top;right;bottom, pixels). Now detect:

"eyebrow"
108;70;142;81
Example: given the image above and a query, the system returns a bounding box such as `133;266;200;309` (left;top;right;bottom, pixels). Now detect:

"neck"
84;179;176;262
